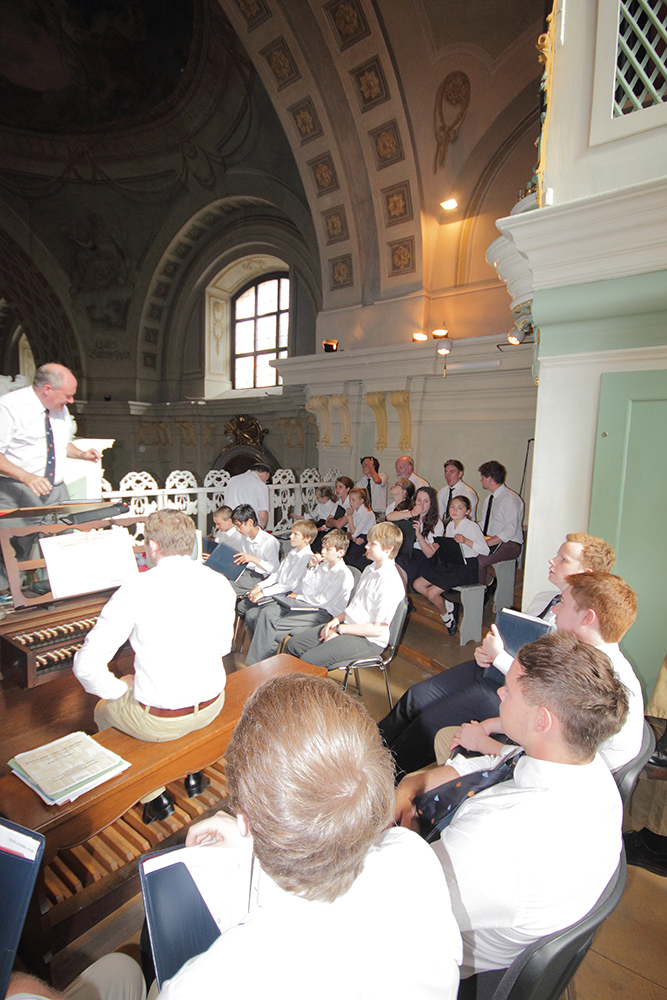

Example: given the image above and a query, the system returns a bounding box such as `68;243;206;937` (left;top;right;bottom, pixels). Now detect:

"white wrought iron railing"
101;467;343;534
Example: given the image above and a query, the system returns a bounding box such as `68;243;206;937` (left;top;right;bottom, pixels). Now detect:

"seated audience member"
476;460;524;587
286;521;405;671
322;476;354;532
228;504;281;596
437;459;479;520
395;633;628;980
6;954;146;1000
7;676;462;1000
412;495;487;633
211;505;239;546
344;487;377;568
395;454;429;488
237;518;315;624
384;476;415;516
378;534;616;776
243;529;354;665
394;485;443;588
224;464;271;528
355;455;388;514
295;484;336;527
73;510;235;823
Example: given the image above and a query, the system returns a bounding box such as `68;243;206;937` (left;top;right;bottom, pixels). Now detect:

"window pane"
235;355;254;389
257;279;278;316
235;286;255;320
256;352;277;387
279;312;289;348
280;277;290;311
256;315;276;352
235;319;255;354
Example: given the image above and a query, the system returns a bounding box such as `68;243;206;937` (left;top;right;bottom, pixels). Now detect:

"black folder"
204;541;245;581
495;608;551;659
0;818;45;999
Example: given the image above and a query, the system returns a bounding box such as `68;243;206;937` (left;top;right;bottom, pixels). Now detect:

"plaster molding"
496;178;667;290
365;391;388;452
388;390;412;452
329;394;352;449
539;343;667;369
305;395;331;449
486;234;534;309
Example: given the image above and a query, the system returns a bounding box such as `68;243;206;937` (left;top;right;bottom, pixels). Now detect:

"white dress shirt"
434;749;622;978
297;559;354;616
214;526;243;550
443;518;489;558
158;827;462;1000
478;484;524;544
73;556;235;707
258;546;312;597
225;470;269;515
597;642;644;770
304;499;336;522
0;385;73;485
344;560;405;648
355;473;389;512
240;528;281;577
437;481;479;520
350;506;376;536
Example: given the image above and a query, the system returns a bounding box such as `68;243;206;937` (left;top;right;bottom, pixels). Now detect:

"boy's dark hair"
232;504;258;525
478;460;506;485
360;456;380;472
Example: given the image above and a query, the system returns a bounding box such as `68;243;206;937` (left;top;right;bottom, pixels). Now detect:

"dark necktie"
414;748;525;842
538;594;561;619
366;478;373;506
482;493;493;535
44;411;56;486
444;486;454;523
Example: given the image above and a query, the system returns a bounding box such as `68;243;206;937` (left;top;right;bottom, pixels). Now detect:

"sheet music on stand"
39;526;138;600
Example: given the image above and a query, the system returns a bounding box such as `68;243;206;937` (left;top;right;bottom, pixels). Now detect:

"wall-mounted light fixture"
440;198;458;211
507;327;526;345
322;339;339;353
412;331;429;342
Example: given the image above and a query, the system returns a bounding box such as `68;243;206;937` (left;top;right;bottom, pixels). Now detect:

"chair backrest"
348;565;362;597
477;849;627;1000
613;719;656;807
387;594;410;653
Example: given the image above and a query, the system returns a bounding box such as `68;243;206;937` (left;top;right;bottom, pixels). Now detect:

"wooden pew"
0;654;326;977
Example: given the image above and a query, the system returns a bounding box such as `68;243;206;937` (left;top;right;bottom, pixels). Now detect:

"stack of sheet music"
9;731;130;806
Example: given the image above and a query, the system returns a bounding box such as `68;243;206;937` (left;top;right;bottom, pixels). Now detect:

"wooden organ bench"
0;654;326;979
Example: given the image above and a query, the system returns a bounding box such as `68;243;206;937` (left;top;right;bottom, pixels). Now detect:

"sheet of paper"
0;824;41;860
39;527;138;599
13;732;129;799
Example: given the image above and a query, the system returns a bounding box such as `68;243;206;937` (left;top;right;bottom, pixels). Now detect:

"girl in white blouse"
345;487;377;568
413;496;489;634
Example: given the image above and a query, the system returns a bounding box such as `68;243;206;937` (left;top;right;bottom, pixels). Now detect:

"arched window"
232;273;290;389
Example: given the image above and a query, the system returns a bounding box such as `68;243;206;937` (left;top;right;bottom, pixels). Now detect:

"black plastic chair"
340;594;410;708
457;849;627;1000
613;719;656;807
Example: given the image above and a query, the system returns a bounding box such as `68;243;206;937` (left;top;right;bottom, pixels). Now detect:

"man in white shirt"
73;509;235;823
355;455;388;513
395;632;628;980
476;460;524;585
224;464;271;528
378;533;616;776
0;363;101;589
437;459;478;520
286;521;405;670
395;455;429;488
228;503;281;595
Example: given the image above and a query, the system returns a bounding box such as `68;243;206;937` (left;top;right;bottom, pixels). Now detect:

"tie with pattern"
482;493;493;535
44;411;56;487
414;748;525;842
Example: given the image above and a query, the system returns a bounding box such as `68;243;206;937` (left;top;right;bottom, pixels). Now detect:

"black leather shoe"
624;829;667;877
142;791;175;825
648;745;667;769
446;606;460;636
184;771;210;798
484;578;497;606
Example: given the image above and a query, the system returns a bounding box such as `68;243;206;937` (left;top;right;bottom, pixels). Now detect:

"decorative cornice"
329;393;351;449
305;395;331;449
365;391;387;452
388;389;411;452
496;177;667;291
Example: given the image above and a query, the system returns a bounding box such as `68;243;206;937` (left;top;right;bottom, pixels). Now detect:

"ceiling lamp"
412;331;429;342
440;198;458;211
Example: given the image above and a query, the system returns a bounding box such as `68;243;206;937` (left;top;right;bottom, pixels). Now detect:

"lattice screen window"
614;0;667;116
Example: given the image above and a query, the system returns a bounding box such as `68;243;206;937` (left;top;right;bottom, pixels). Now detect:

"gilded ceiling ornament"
360;70;381;100
296;109;314;135
433;71;470;173
392;245;410;269
335;3;359;35
388;193;405;217
376;131;397;159
315;163;333;188
237;0;260;16
333;261;349;284
327;215;343;237
224;415;267;447
270;50;292;80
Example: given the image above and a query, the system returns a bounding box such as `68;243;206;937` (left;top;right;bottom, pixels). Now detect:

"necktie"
444;487;454;523
482;493;493;535
366;477;373;507
538;594;561;619
44;411;56;486
414;749;525;842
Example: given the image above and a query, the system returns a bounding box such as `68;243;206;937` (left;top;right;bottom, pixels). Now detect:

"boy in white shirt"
286;521;405;670
229;504;281;595
243;528;353;665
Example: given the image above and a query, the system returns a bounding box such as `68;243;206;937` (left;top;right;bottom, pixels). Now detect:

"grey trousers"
0;479;69;589
243;599;330;665
285;624;380;670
